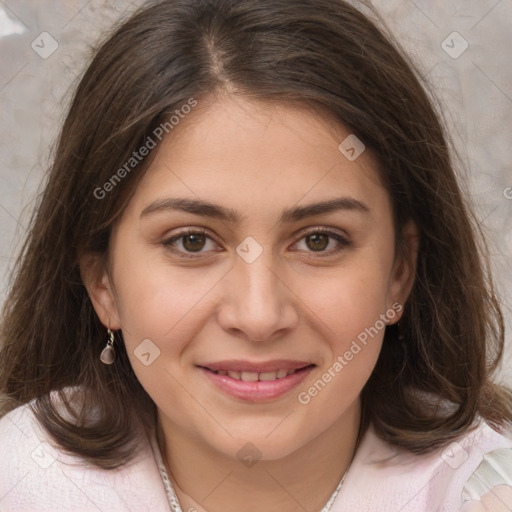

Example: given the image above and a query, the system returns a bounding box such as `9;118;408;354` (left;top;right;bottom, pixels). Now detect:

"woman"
0;0;511;510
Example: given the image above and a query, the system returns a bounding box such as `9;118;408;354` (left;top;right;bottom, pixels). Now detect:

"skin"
82;95;418;512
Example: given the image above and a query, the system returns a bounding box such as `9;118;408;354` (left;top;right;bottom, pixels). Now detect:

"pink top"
1;402;511;511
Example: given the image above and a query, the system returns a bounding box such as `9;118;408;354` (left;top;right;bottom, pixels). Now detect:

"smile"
197;361;316;402
209;369;297;381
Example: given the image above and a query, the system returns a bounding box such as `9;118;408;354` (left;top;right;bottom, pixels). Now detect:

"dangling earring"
100;328;116;365
397;321;405;342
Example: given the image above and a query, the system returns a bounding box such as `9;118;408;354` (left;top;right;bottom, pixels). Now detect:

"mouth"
201;367;311;381
196;360;316;402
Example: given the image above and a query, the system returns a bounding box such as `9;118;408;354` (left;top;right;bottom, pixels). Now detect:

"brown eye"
182;233;206;252
292;228;351;256
305;233;329;251
161;228;221;259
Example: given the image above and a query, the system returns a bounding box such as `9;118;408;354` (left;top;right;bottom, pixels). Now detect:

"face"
83;96;417;461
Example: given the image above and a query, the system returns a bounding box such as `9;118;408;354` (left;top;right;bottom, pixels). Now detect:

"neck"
157;400;362;512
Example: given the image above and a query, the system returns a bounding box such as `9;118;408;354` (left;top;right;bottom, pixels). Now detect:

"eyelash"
160;226;351;259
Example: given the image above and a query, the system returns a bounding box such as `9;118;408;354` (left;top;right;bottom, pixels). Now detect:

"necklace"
151;434;350;512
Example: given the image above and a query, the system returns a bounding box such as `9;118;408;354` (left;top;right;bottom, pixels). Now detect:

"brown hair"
1;0;510;468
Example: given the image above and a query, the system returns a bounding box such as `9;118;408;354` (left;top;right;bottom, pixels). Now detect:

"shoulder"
332;419;512;512
456;421;512;511
0;399;170;512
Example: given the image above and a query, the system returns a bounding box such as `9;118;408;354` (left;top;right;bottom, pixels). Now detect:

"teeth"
259;371;278;381
214;368;303;381
240;371;259;382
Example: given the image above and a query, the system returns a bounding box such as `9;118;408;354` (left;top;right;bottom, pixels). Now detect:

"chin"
204;422;314;463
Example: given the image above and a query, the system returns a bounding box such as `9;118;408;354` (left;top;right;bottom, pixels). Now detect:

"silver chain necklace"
151;434;349;512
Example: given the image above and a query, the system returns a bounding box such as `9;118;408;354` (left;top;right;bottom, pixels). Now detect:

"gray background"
0;0;511;384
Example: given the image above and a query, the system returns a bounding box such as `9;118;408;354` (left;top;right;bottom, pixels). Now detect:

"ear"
79;252;122;330
386;220;419;323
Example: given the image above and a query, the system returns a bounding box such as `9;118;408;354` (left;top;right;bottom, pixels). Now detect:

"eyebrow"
140;196;370;223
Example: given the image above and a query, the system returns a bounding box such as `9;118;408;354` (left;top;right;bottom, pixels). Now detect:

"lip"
198;359;312;373
198;363;315;402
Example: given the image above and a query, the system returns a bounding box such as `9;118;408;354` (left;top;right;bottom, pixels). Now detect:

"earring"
397;321;404;342
100;328;116;365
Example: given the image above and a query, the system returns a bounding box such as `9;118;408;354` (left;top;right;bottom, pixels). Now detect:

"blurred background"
0;0;511;383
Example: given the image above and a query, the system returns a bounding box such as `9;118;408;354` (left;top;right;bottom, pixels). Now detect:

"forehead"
124;96;389;222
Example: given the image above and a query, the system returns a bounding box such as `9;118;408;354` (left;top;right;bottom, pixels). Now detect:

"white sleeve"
459;447;512;512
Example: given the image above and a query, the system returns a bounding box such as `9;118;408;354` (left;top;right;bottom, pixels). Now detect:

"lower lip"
199;366;315;402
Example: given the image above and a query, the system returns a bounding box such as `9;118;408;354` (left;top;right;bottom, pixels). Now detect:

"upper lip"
198;360;314;373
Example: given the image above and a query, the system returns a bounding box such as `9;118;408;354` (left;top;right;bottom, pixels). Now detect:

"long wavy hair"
1;0;511;468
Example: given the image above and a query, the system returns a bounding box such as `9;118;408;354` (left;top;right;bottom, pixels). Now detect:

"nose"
217;251;300;343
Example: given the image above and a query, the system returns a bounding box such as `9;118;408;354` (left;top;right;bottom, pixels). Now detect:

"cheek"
111;241;220;341
302;258;392;340
293;253;393;406
295;268;389;421
111;251;219;395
